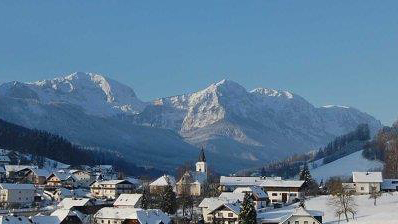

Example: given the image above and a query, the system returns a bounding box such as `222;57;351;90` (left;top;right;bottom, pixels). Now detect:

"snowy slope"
310;150;383;182
306;193;398;224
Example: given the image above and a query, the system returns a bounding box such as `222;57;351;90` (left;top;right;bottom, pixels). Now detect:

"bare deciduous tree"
328;181;357;223
369;186;382;206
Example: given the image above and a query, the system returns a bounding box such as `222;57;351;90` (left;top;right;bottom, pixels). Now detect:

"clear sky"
0;1;397;125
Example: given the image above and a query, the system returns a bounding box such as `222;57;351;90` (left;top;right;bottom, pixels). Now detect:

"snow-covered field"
310;150;383;182
306;192;398;224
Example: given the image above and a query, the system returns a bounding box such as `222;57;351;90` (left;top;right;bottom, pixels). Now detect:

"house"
51;208;85;224
90;180;135;199
0;156;10;165
149;175;176;194
207;202;241;224
113;193;143;208
0;183;36;206
30;215;61;224
352;172;383;194
20;168;51;185
48;188;91;202
381;179;398;192
57;197;94;210
0;215;33;224
219;176;282;191
176;148;208;196
199;197;231;223
260;180;305;204
257;206;323;224
46;172;77;188
94;207;171;224
233;186;269;209
68;169;93;187
4;165;38;178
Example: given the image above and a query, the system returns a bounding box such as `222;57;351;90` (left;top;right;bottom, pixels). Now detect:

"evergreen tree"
299;163;318;196
160;184;177;215
239;193;257;224
141;187;150;209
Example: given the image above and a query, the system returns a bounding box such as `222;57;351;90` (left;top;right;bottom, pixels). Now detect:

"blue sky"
0;1;397;125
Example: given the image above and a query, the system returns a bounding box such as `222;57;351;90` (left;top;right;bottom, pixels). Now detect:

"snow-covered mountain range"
0;72;383;172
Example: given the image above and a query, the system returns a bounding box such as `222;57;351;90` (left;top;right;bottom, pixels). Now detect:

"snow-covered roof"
4;165;37;173
0;215;32;224
219;192;245;202
209;203;241;215
113;194;142;207
353;172;383;183
0;183;35;190
48;172;74;181
57;198;91;209
233;186;268;199
220;176;264;186
126;177;141;185
199;197;227;210
0;156;10;162
95;179;134;185
260;179;304;188
51;209;84;222
94;207;171;223
150;175;176;187
381;179;398;190
31;215;60;224
257;206;323;223
30;168;51;178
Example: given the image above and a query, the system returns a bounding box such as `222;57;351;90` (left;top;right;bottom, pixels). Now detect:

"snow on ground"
310;150;383;182
306;192;398;224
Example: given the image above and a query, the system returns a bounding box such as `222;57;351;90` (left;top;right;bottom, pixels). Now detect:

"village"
0;147;394;224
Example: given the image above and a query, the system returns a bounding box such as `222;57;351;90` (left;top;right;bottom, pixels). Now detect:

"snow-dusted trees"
160;184;177;215
369;186;382;206
299;163;318;196
328;179;357;223
239;193;257;224
383;140;398;178
141;187;150;209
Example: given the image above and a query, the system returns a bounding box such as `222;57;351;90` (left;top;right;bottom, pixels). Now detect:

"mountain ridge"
0;72;383;172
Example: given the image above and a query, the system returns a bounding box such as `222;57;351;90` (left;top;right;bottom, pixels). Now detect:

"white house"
149;175;176;194
90;179;135;199
219;176;282;191
0;183;36;206
352;172;383;194
260;180;304;204
94;207;171;224
257;206;323;224
207;202;241;224
113;193;143;208
233;186;269;209
381;179;398;192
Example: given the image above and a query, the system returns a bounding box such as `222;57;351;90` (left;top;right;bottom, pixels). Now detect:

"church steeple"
196;147;207;174
198;147;206;162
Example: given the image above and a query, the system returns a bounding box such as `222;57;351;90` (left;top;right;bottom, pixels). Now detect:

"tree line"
256;124;371;178
0;118;161;177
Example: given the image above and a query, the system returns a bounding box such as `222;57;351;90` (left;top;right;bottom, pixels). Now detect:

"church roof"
198;147;206;162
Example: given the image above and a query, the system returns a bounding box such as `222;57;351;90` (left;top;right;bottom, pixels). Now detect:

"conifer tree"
141;187;150;209
160;184;177;214
239;193;257;224
299;163;318;196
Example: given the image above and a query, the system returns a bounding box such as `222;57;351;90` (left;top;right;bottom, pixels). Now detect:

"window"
272;193;278;196
290;193;297;196
304;221;308;224
228;213;233;217
361;187;364;190
295;221;299;224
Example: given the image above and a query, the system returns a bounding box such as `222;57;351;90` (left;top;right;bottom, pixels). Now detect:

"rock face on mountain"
0;73;383;172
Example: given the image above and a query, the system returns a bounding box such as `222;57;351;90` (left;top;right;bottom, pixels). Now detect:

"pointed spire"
198;146;206;162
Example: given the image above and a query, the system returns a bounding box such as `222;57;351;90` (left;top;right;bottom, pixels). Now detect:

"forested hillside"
252;124;371;178
0;118;161;177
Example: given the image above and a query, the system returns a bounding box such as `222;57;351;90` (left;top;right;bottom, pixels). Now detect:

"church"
176;148;208;196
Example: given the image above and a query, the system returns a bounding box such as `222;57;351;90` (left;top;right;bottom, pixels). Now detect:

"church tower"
196;147;207;174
